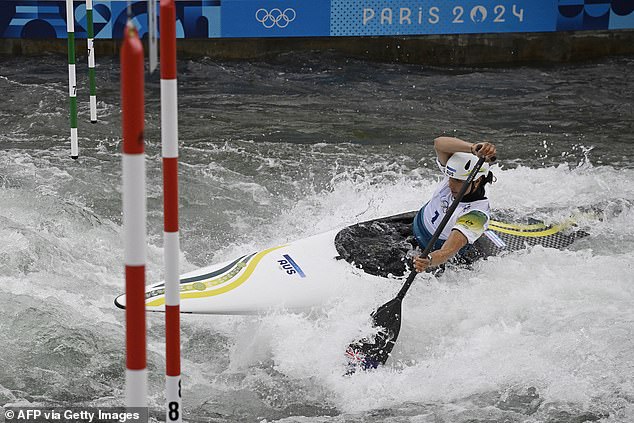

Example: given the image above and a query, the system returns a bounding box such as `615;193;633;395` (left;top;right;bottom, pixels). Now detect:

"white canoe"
114;228;360;314
114;211;587;314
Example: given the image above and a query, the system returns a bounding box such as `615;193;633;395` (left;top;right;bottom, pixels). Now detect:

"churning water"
1;53;633;422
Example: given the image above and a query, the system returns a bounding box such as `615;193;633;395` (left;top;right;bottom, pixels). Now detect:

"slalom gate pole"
148;0;158;72
121;22;147;408
86;0;97;123
160;1;182;421
65;0;79;159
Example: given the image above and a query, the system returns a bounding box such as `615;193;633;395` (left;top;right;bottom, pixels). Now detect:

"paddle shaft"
396;156;486;301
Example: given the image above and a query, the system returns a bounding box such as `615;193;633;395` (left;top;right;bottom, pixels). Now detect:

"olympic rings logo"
255;8;296;29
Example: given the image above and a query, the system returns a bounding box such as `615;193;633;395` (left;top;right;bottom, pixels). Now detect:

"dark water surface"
1;53;633;422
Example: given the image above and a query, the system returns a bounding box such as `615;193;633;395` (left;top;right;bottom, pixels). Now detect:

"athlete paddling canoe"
412;137;497;272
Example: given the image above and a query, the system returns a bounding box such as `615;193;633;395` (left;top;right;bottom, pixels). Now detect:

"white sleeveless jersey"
422;177;491;244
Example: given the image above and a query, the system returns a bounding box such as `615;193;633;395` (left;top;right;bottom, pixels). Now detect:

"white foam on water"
2;145;633;421
491;162;634;212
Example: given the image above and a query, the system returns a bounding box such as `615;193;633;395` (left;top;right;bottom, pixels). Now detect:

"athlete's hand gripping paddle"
345;155;488;374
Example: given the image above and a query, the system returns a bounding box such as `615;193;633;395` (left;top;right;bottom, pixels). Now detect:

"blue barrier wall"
1;0;634;39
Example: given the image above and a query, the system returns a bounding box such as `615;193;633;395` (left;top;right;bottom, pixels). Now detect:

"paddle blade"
345;297;402;374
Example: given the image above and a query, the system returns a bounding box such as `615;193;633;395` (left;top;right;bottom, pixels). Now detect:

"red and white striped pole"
121;22;147;408
160;1;182;421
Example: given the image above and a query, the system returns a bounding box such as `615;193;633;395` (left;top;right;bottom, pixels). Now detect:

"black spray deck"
334;211;588;278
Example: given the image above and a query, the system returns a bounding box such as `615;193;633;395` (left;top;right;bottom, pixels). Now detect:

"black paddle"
345;154;488;374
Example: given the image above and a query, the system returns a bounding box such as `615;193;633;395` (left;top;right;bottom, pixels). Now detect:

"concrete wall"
2;30;634;65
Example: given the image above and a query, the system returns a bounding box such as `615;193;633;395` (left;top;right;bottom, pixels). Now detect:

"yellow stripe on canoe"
489;224;564;237
489;220;547;231
489;219;576;238
146;245;286;307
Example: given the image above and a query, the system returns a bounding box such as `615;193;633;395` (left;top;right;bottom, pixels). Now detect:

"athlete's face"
448;177;481;198
448;177;469;198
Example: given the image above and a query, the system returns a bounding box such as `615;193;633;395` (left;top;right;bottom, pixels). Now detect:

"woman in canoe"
412;136;497;272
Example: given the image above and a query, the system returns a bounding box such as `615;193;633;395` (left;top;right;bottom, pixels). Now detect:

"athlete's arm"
413;229;467;272
434;136;497;165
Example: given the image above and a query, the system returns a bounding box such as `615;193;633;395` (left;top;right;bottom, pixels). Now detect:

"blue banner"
221;0;330;38
557;0;634;31
0;1;216;39
1;0;634;39
331;0;558;36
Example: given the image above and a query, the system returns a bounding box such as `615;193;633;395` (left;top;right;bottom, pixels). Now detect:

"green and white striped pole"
66;0;79;159
87;0;97;123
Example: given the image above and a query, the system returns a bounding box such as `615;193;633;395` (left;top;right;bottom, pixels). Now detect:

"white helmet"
438;152;490;180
